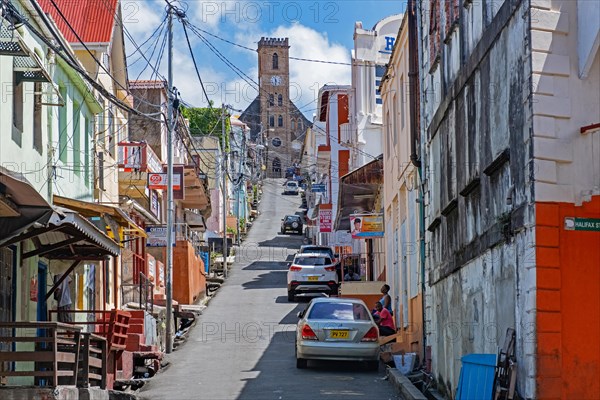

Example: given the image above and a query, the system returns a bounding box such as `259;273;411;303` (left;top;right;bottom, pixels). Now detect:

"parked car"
295;297;380;370
281;215;303;235
298;245;338;261
298;245;341;280
287;253;339;301
283;181;299;195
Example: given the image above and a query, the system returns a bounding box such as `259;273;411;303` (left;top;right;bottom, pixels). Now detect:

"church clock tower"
258;38;291;177
240;37;312;178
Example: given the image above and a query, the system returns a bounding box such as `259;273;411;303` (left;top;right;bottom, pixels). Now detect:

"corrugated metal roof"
37;0;119;44
129;80;168;89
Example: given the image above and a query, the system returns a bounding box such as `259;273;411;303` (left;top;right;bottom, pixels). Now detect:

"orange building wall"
394;295;423;359
536;197;600;399
337;94;349;140
339;150;350;177
164;241;206;305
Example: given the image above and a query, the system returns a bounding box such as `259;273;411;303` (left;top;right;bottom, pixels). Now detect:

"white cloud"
122;2;351;119
268;24;351;117
121;1;163;37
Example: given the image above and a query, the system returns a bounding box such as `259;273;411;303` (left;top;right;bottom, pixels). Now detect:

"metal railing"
121;272;154;314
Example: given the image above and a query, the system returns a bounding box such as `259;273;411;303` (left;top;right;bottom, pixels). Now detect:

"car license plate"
329;330;349;339
308;276;319;281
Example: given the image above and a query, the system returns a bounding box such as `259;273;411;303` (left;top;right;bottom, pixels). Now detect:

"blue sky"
124;1;406;117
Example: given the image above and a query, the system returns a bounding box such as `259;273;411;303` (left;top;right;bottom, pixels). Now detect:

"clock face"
270;76;282;86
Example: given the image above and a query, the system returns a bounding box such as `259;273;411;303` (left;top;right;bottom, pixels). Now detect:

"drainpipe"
408;0;428;366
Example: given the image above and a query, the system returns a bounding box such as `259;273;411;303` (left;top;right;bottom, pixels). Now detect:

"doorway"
37;263;47;322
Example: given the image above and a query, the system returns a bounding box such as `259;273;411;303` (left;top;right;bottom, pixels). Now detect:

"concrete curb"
387;368;428;400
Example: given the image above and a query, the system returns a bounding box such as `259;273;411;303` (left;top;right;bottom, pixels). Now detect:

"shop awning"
0;166;53;239
53;195;147;240
0;206;120;260
334;156;384;231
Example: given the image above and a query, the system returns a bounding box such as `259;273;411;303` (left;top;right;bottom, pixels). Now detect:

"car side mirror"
287;263;291;268
297;311;304;319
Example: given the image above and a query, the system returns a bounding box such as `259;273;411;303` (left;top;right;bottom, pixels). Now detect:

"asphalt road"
139;179;400;400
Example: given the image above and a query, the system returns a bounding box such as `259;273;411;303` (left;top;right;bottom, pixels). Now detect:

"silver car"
295;298;380;370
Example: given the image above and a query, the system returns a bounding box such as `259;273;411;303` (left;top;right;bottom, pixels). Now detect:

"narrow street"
140;179;399;400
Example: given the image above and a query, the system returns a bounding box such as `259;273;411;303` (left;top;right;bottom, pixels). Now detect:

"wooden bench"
0;322;82;387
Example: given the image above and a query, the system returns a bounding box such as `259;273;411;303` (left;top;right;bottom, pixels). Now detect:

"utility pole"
221;104;228;279
165;3;175;354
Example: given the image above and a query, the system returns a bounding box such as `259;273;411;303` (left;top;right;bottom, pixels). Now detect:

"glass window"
278;94;283;106
308;302;371;321
33;82;42;153
295;256;331;266
58;85;68;162
269;115;275;127
278;115;283;127
269;94;274;106
272;53;279;69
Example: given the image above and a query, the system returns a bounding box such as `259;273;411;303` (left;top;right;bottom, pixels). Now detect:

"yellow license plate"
308;276;319;281
329;330;349;339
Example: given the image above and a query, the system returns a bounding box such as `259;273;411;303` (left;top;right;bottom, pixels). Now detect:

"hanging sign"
148;173;181;190
350;213;385;239
319;204;332;233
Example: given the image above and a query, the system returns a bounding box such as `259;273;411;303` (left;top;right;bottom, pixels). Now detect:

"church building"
240;37;312;178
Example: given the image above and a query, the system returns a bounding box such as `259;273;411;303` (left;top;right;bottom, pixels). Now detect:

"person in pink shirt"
373;302;396;336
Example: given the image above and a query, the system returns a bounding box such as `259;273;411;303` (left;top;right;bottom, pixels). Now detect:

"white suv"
283;181;299;195
287;253;339;301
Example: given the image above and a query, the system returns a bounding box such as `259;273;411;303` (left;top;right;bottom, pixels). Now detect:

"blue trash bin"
456;353;497;400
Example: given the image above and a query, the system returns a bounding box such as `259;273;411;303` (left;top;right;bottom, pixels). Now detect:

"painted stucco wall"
0;12;53;201
381;13;424;359
531;1;600;397
418;0;536;396
352;15;403;170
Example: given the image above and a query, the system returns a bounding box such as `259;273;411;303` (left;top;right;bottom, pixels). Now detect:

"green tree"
181;103;231;150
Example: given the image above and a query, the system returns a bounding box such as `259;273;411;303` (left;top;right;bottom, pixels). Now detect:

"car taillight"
324;266;335;271
301;324;318;340
290;265;302;271
361;326;379;342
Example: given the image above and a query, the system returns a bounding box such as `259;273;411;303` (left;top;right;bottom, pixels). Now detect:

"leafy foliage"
181;102;230;137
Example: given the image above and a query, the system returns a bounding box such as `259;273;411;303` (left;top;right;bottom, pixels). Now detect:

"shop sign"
350;213;385;239
319;204;332;233
146;225;175;247
148;173;180;190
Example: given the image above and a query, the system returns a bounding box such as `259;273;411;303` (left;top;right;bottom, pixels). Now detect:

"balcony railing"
0;322;107;389
118;142;162;173
121;272;154;314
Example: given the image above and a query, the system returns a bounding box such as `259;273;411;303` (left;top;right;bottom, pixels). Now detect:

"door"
400;220;408;328
37;263;47;322
0;247;15;355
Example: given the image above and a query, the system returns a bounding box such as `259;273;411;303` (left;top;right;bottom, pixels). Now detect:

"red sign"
148;173;181;190
319;204;333;233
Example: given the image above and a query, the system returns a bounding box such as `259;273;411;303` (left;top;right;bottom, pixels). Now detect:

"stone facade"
240;38;311;178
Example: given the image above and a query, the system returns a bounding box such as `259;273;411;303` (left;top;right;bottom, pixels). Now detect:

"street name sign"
564;217;600;232
311;184;326;193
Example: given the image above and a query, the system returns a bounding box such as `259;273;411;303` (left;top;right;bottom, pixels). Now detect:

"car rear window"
300;247;333;257
294;256;331;266
286;216;300;221
308;302;371;321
